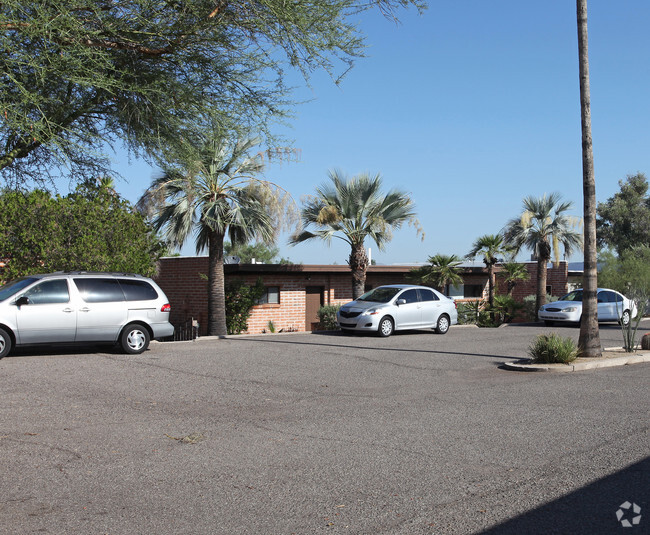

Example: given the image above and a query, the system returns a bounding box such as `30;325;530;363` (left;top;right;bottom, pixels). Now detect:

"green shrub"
528;333;578;364
522;294;557;322
317;305;341;330
224;278;265;335
457;300;481;325
491;295;523;324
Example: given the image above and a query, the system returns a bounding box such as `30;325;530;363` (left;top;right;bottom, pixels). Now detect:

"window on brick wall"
257;286;280;304
449;284;484;298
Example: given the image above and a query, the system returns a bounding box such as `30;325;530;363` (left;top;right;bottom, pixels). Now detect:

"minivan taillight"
161;303;171;312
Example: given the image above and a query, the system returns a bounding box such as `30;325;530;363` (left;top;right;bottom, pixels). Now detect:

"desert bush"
528;333;578;364
317;305;341;330
457;300;482;325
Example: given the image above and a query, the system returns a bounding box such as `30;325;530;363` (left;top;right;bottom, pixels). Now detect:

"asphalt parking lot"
1;322;648;534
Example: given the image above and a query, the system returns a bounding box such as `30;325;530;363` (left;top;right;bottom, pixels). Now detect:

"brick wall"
155;258;569;334
495;262;568;301
154;256;209;331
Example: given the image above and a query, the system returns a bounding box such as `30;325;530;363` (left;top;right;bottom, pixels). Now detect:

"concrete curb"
502;351;650;372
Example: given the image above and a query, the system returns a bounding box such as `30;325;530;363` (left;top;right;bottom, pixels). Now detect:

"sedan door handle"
79;307;91;313
63;308;74;313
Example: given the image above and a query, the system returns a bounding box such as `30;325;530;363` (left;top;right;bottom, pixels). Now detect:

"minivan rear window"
74;278;125;303
118;279;158;301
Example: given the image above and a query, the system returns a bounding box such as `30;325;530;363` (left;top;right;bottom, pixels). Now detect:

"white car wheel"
436;314;450;334
378;317;394;337
620;309;631;326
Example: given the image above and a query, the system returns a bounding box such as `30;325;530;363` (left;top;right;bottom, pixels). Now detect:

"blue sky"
108;1;650;265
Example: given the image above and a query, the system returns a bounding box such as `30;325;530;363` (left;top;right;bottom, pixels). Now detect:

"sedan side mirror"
396;298;406;306
15;296;30;306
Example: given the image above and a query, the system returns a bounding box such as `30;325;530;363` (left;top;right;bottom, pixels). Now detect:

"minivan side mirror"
396;298;406;306
15;296;30;306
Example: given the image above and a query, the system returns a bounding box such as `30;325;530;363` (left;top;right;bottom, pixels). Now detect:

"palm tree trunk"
487;264;495;308
349;244;369;299
576;0;601;357
536;256;547;314
207;229;227;337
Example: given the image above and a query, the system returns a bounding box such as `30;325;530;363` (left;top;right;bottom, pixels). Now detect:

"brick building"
155;257;570;335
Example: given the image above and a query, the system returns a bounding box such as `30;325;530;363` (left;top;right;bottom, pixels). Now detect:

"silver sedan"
337;284;458;337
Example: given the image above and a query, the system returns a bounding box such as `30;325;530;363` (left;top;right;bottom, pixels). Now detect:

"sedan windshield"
0;277;39;302
357;287;402;303
560;290;583;302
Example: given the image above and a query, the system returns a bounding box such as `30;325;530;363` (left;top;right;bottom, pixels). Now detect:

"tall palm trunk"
349;244;369;299
208;229;227;336
576;0;601;357
487;265;495;307
536;256;547;314
535;239;552;312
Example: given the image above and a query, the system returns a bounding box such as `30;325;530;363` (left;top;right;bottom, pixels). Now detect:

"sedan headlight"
564;307;578;312
361;308;381;316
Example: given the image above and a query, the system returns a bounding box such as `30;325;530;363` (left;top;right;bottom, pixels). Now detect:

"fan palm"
408;254;463;294
291;170;419;298
467;234;512;307
141;133;281;336
500;261;530;296
503;193;582;313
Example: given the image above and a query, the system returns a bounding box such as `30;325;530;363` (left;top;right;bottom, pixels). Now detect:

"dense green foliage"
528;333;578;364
317;305;341;330
1;0;424;185
596;173;650;255
598;246;650;297
223;241;291;264
0;181;165;282
224;279;265;335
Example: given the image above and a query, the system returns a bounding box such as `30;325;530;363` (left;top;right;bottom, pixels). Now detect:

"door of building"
305;286;324;331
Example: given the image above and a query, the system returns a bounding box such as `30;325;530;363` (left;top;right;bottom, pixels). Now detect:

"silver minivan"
0;272;174;357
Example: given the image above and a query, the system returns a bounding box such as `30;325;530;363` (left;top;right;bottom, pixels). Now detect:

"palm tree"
576;0;601;357
467;234;511;308
408;253;463;294
500;261;530;296
141;133;282;336
291;170;419;298
503;193;582;313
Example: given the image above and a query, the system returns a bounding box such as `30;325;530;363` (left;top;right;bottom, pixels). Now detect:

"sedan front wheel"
377;316;394;337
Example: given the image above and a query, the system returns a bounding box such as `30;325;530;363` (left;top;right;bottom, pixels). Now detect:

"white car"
538;288;637;326
337;284;458;337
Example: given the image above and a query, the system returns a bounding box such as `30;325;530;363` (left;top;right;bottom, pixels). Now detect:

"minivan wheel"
121;324;150;354
377;316;394;337
435;314;450;334
0;327;12;358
